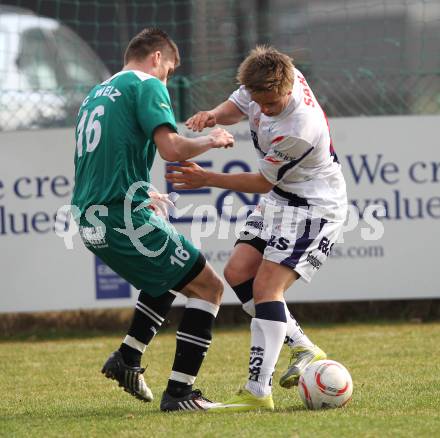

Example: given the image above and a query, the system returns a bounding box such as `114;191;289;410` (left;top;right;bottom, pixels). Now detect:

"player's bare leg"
179;261;223;305
160;262;223;411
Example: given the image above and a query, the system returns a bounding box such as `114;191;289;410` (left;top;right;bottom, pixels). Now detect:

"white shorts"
238;194;346;283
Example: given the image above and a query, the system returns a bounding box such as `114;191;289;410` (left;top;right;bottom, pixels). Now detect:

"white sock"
284;302;314;348
245;317;287;397
242;299;313;348
242;298;256;317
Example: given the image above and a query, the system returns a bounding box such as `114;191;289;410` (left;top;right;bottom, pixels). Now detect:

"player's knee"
223;262;243;287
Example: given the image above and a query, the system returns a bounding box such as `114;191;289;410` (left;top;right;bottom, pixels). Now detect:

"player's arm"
166;136;314;192
166;161;274;194
154;125;233;162
186;85;250;132
185;101;245;132
136;78;233;161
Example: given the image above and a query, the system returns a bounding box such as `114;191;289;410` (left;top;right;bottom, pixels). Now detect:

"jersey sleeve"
136;78;178;139
259;136;314;184
228;85;251;116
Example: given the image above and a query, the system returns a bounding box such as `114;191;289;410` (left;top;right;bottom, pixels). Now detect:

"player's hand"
146;191;175;218
185;111;216;132
148;191;170;202
208;127;234;149
166;162;209;190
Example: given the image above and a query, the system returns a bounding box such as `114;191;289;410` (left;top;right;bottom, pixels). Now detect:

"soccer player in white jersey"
166;46;347;411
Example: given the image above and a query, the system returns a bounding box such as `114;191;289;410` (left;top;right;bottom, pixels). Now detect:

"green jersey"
72;70;177;214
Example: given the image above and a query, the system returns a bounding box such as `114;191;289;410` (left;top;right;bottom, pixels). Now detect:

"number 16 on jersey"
76;105;105;157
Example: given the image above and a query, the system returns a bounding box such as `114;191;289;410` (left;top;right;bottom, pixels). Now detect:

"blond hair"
237;46;294;95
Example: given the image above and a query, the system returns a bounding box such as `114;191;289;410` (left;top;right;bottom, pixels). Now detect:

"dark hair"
124;28;180;66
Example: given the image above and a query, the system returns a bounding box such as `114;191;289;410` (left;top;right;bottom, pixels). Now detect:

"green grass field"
1;322;439;437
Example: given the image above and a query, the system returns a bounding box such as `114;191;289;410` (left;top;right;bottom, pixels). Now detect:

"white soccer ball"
298;359;353;410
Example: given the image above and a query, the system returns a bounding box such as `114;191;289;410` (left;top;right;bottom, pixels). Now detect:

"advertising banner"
0;116;438;312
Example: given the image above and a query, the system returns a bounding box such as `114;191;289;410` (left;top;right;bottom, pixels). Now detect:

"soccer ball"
298;360;353;410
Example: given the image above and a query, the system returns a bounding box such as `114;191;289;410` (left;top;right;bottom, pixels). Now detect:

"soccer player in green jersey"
72;28;233;411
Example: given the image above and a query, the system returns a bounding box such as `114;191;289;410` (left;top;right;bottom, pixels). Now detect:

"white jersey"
229;68;347;221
